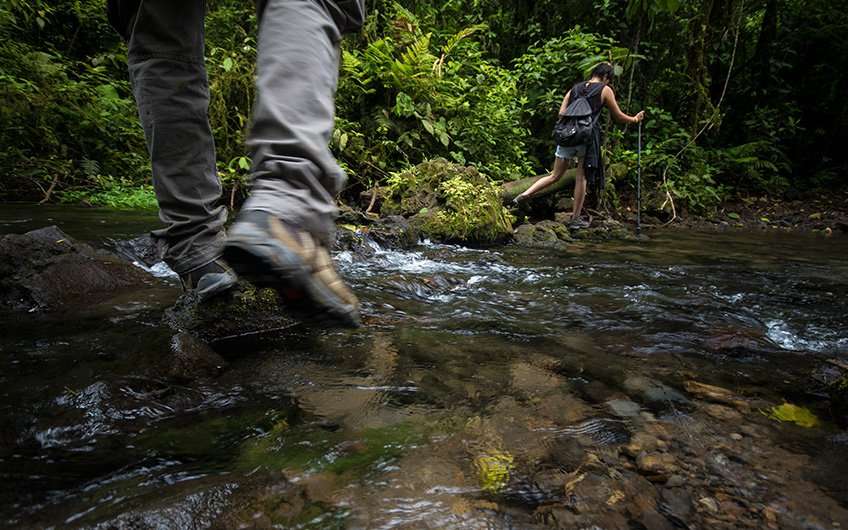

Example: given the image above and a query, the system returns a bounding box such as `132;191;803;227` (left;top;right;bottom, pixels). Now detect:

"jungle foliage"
0;0;845;215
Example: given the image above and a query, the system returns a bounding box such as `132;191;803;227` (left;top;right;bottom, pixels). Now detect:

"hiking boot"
568;216;590;230
179;258;238;301
223;210;360;328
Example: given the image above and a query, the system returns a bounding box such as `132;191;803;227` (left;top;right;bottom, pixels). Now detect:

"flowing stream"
1;205;847;529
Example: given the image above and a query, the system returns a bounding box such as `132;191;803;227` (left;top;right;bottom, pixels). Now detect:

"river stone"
0;225;151;312
623;432;660;457
660;487;693;524
163;284;299;343
637;452;678;479
535;220;573;242
623;376;690;406
702;403;743;421
512;223;569;250
167;332;228;381
606;399;642;418
684;380;750;412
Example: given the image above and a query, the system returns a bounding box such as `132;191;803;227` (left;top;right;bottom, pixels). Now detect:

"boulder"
0;226;151;312
513;223;569;250
381;158;513;243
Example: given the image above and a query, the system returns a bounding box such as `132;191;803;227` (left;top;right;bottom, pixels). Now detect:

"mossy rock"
513;223;569;250
382;158;513;244
535;220;573;242
163;283;298;342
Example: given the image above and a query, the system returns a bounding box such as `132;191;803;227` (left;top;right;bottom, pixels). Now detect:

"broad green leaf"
222;57;233;72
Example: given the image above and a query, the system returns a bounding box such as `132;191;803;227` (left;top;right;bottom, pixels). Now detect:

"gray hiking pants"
109;0;353;274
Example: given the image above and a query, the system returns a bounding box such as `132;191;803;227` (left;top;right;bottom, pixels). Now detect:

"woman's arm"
602;86;644;124
558;90;572;116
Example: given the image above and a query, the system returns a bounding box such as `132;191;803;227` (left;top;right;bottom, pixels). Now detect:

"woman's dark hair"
590;62;615;82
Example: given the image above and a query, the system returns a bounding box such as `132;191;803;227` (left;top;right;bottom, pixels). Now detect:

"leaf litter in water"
765;402;820;428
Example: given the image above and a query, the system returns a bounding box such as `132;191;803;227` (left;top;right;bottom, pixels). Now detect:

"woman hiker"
515;62;645;229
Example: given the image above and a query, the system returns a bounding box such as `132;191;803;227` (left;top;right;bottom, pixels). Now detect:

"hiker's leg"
223;0;359;327
113;0;226;275
572;160;587;219
519;156;570;199
241;0;345;246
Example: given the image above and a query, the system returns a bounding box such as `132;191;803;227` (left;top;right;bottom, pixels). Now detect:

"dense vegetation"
1;0;845;216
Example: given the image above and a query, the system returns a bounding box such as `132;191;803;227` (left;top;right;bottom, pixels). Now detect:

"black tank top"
569;81;605;116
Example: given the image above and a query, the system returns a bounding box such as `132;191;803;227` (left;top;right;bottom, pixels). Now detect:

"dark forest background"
1;0;846;214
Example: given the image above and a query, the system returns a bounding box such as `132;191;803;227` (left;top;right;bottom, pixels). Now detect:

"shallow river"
1;205;847;529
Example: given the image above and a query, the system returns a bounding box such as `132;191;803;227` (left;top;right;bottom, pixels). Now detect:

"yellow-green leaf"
766;403;820;428
475;451;514;493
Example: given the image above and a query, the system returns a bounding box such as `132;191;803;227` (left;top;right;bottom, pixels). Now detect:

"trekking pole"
636;120;642;236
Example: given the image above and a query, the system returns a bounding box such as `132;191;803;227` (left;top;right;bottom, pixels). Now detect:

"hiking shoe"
180;258;238;301
568;217;590;230
223;210;360;328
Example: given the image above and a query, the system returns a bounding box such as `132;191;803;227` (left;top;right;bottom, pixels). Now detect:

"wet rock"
535;220;573;242
0;226;152;312
637;453;678;479
619;470;661;519
660;487;693;524
702;403;743;421
685;380;750;412
639;509;675;530
666;474;687;488
698;496;720;513
109;233;164;267
704;327;768;355
537;393;592;424
367;215;420;249
163;284;299;343
564;472;615;514
623;432;660;457
167;332;228;381
512;223;569;250
570;218;633;241
606;399;642;418
546;439;588;472
623;376;690;406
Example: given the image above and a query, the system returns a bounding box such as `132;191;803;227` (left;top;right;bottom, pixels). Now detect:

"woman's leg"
518;157;571;200
571;159;587;220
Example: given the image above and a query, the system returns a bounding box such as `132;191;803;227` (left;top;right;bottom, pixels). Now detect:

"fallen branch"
365;187;379;215
38;174;60;204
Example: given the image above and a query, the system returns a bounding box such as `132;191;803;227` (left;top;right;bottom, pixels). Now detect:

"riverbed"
1;205;847;529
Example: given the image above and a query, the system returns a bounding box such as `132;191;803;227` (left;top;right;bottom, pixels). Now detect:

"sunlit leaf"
766;403;820;428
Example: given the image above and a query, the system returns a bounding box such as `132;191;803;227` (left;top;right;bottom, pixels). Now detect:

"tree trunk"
754;0;778;91
686;0;716;134
500;170;577;202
